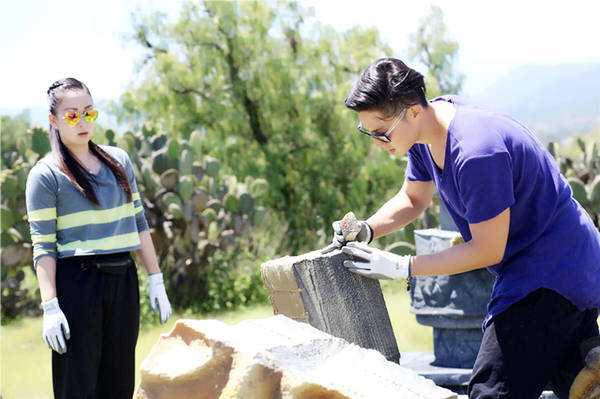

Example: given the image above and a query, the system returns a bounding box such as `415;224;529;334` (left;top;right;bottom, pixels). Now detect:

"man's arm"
367;179;436;239
411;207;510;276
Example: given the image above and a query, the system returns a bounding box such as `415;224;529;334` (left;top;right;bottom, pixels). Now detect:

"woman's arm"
412;207;510;276
367;179;436;239
135;230;160;274
36;256;58;302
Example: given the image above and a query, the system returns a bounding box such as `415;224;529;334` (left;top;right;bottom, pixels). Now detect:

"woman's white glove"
341;242;411;280
148;272;172;324
41;297;70;354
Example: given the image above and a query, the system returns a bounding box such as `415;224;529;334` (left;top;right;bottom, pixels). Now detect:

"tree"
115;1;401;251
408;5;464;96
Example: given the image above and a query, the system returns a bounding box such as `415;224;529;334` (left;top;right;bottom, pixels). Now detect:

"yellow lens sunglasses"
62;110;99;125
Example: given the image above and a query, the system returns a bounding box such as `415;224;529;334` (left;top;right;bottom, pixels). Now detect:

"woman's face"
49;90;95;150
357;106;420;156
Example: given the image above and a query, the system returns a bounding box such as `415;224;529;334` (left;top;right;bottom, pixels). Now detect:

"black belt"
62;253;133;274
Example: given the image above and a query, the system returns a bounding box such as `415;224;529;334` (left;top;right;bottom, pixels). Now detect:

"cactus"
385;241;416;256
178;175;195;201
167;139;182;159
179;149;193;176
205;156;220;178
31;126;51;156
1;122;271;318
548;139;600;229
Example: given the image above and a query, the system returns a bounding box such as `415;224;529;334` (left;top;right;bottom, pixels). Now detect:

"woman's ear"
409;104;422;120
48;113;57;129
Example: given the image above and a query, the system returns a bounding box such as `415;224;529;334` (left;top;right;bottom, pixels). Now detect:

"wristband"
366;222;374;244
407;255;412;292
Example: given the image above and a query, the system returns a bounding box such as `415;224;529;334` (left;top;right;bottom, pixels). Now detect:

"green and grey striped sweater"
25;145;149;266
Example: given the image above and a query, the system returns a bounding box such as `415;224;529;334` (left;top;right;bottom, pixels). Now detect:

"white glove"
341;242;411;280
41;297;70;354
322;219;372;254
148;272;172;324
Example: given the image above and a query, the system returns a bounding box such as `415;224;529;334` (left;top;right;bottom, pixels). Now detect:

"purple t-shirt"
405;95;600;328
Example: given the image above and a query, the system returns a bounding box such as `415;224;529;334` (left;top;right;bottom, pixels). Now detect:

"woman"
329;58;600;398
26;78;172;398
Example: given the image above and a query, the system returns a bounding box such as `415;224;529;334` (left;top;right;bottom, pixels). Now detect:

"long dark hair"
47;78;132;206
344;58;428;118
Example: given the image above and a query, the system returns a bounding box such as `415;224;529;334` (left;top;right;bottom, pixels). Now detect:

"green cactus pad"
1;175;19;199
223;193;239;213
204;157;220;178
202;207;217;223
168;202;184;220
142;123;156;138
250;178;268;198
162;192;182;209
208;221;219;242
178;175;195;201
151;134;168;151
239;193;254;215
160;169;180;190
31;126;51;156
385;241;416;256
189;130;203;154
1;205;15;232
179;149;193;176
207;199;221;212
251;206;267;226
588;175;600;212
167;139;182;159
568;177;589;206
105;129;115;143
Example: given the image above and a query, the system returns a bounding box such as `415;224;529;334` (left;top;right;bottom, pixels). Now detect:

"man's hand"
42;297;70;354
322;214;372;254
341;242;410;280
148;272;172;324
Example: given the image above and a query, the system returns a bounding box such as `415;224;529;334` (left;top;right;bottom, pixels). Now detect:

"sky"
1;0;599;115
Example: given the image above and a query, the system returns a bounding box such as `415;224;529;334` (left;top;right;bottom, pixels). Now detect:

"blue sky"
1;0;599;114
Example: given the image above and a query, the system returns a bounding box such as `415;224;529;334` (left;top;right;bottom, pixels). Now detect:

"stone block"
135;315;458;399
261;249;400;363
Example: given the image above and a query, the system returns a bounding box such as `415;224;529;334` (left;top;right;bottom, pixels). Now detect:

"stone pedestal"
261;250;400;363
402;228;495;391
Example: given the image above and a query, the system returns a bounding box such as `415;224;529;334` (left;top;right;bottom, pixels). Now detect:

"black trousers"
468;288;599;399
52;254;140;399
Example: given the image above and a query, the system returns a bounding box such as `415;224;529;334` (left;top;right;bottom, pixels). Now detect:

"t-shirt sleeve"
122;151;149;232
457;152;515;224
405;147;432;182
26;163;58;266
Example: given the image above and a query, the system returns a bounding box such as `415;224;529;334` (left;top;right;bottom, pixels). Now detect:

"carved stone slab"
261;249;400;363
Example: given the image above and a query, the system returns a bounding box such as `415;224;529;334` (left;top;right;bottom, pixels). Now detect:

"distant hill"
472;64;600;143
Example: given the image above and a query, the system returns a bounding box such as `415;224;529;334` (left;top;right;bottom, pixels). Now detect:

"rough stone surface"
261;250;400;363
135;315;457;399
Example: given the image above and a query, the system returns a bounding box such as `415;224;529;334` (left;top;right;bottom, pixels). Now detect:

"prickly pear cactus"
547;139;600;229
121;129;270;310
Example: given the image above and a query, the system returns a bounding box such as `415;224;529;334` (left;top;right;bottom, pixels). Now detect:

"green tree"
408;5;464;96
115;0;400;251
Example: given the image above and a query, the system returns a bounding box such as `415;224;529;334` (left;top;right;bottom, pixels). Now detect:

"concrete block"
261;249;400;363
135;315;458;399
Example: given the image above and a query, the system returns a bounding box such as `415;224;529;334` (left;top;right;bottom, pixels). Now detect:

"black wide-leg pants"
52;254;140;399
468;288;599;399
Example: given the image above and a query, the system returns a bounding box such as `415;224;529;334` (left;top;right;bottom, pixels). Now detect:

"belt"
63;253;133;274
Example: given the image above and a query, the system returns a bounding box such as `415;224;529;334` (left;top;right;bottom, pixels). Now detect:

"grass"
1;288;429;398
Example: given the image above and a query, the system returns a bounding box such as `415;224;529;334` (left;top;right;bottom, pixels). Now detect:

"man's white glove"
322;219;372;254
148;272;172;324
341;242;411;280
41;297;70;354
